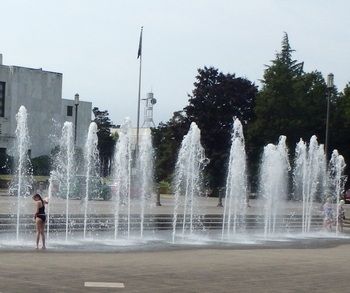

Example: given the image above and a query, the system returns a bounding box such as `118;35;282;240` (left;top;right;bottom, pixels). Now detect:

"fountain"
83;122;100;239
51;122;75;241
329;150;347;234
9;106;32;241
172;122;208;243
259;136;290;237
294;136;327;233
2;106;350;250
222;118;247;238
112;118;132;239
46;175;53;240
136;128;154;238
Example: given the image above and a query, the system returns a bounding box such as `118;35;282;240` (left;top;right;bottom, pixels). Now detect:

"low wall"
0;214;326;234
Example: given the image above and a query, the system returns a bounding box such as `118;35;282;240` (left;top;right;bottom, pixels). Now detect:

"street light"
74;93;79;145
325;73;334;158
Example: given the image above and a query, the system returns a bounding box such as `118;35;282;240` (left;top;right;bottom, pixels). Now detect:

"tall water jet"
260;136;290;237
172;122;208;243
294;136;327;233
10;106;32;241
329;150;346;234
222;118;247;238
83;122;100;239
112;118;132;239
46;175;54;240
54;122;75;241
136;128;154;238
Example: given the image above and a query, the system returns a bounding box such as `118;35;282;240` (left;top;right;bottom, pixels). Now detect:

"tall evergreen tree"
248;33;327;149
246;33;331;191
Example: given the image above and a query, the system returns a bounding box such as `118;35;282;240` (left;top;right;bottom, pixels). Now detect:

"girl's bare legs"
40;221;46;249
35;218;40;249
35;218;46;249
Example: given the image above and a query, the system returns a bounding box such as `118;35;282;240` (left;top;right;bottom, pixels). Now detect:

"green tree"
152;67;257;190
31;155;50;176
248;33;328;151
246;33;333;191
331;83;350;172
92;107;117;176
185;67;257;189
152;111;190;183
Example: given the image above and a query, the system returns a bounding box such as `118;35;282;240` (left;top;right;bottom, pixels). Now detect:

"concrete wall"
0;63;92;157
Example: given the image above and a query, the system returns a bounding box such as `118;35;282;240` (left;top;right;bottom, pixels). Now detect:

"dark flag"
137;27;143;59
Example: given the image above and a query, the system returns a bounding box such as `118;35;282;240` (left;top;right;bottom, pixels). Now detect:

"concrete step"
0;214;326;234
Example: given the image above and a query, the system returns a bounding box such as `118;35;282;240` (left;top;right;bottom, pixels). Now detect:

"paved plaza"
1;193;350;292
0;244;350;292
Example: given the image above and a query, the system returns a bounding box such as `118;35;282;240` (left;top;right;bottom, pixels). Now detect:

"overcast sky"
1;0;349;126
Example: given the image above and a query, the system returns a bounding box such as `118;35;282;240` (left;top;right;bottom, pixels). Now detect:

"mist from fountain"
329;150;347;235
112;118;132;239
172;122;207;243
294;136;327;233
222;118;247;239
10;106;32;241
136;128;154;238
83;122;100;239
260;136;290;237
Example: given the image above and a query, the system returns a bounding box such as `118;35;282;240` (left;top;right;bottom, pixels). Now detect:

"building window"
0;82;5;117
67;105;73;117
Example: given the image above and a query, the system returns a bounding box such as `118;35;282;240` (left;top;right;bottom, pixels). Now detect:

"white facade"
61;99;92;148
0;57;92;157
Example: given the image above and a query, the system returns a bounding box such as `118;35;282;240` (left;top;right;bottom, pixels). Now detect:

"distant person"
337;200;346;233
32;193;48;249
323;197;334;231
246;193;251;208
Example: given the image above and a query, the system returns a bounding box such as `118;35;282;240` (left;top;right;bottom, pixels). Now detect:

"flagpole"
136;26;143;155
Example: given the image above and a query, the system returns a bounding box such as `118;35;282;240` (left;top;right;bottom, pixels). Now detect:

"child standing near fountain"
33;194;48;249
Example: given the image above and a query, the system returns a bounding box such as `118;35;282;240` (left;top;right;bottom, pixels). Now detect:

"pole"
325;73;334;160
156;184;162;206
74;104;78;145
136;27;143;155
325;89;330;158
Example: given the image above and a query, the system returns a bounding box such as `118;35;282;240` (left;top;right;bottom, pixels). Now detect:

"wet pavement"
1;242;350;292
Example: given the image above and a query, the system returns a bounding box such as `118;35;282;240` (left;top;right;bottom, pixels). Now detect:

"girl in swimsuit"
32;193;48;249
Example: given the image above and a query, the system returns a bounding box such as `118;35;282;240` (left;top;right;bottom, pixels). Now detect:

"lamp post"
325;73;334;158
74;93;79;145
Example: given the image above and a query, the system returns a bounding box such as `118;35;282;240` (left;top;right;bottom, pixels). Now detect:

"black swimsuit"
36;202;46;222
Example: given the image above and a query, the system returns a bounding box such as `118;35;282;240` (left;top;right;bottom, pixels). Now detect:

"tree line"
152;33;350;194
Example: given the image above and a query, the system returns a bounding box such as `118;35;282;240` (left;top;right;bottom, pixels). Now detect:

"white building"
0;54;92;157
